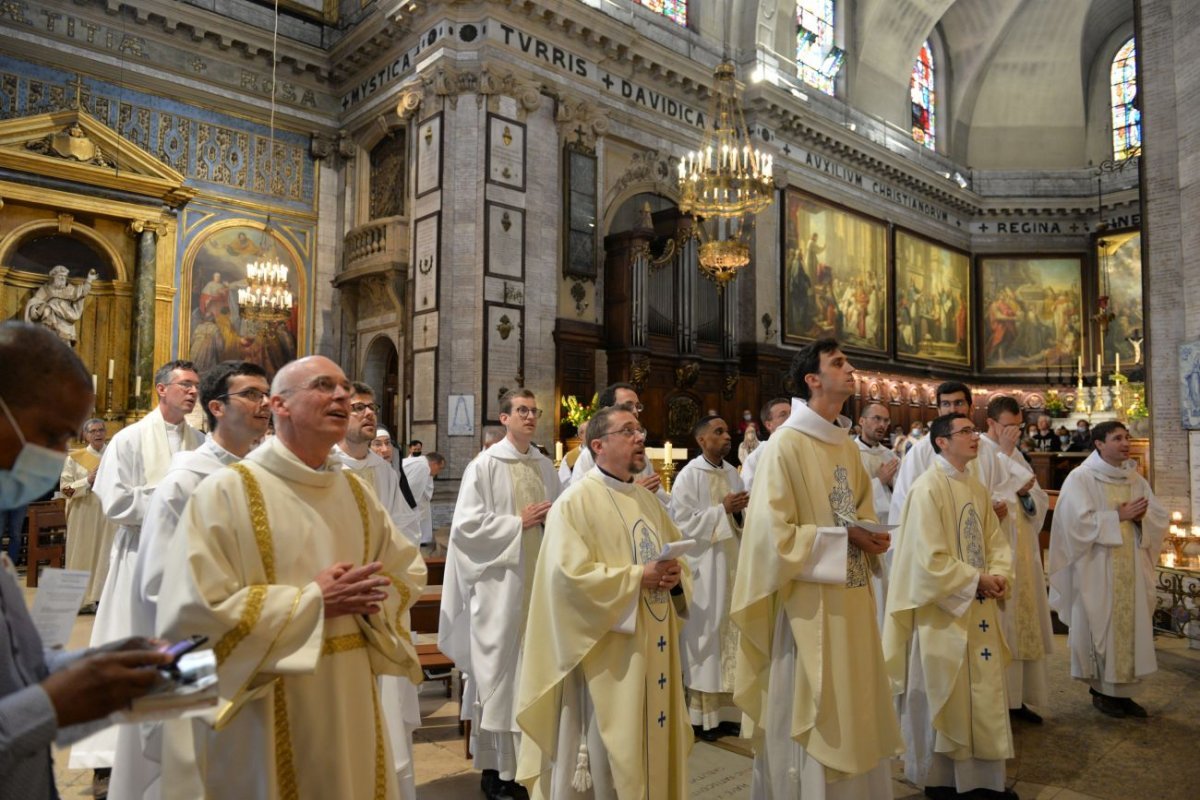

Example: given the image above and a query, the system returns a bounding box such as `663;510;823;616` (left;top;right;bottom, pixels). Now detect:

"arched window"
796;0;843;95
910;40;936;150
1110;38;1140;159
635;0;687;26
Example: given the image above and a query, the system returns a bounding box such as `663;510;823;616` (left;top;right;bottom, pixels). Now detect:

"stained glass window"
796;0;843;95
635;0;687;26
910;41;936;150
1110;38;1140;160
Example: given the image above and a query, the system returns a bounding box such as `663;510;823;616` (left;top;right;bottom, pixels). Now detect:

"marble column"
128;222;157;414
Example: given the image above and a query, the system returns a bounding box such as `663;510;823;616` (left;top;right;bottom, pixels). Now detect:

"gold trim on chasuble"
229;463;298;799
343;470;392;800
829;464;869;588
344;472;413;625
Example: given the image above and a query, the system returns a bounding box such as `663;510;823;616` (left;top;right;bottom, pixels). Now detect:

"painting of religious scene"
894;230;970;366
1096;230;1143;368
185;225;300;380
781;190;888;352
979;256;1084;372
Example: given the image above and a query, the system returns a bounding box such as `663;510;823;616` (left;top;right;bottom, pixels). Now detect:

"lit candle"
664;441;673;463
134;375;141;399
555;441;563;462
1172;511;1184;522
107;359;114;380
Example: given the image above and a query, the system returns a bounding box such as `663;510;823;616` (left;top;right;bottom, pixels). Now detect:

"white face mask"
0;395;66;509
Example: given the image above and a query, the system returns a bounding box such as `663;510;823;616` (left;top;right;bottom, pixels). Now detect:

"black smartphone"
160;635;209;674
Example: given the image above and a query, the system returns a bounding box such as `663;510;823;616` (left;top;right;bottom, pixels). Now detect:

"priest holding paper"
884;413;1015;800
59;417;117;612
668;415;747;741
155;356;426;799
1049;420;1168;719
516;405;692;799
732;338;901;799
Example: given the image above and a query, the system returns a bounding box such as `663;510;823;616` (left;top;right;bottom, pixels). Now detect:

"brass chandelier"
678;61;774;290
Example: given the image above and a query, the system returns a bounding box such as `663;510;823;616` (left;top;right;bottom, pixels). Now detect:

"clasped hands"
977;573;1008;599
642;558;682;592
847;525;890;555
316;561;391;618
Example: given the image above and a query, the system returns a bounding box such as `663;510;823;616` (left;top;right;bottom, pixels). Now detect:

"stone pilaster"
129;221;157;412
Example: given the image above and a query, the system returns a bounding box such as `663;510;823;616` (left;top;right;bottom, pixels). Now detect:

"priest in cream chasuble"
884;413;1015;797
731;341;901;800
155;358;425;800
517;406;691;799
1048;421;1167;717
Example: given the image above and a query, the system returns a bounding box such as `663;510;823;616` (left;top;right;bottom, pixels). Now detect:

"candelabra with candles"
238;258;294;363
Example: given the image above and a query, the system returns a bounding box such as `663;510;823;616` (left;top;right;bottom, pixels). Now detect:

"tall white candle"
134;375;142;399
555;441;564;462
1115;353;1120;374
107;359;114;380
664;441;673;463
92;374;97;394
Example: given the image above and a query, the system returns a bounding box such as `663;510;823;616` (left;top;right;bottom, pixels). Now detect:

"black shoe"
497;780;528;800
923;787;958;800
1120;697;1149;718
692;724;722;742
481;769;500;795
969;789;1020;799
1092;691;1127;718
717;720;742;737
1009;704;1043;724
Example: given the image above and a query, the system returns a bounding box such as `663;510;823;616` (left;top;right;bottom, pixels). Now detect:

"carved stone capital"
555;95;610;148
396;65;543;116
310;132;334;160
127;219;145;236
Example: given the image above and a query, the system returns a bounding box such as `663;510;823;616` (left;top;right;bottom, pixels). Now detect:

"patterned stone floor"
31;575;1200;799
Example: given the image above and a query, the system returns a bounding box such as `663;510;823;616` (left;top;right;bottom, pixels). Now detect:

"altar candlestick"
555;441;563;463
107;359;114;380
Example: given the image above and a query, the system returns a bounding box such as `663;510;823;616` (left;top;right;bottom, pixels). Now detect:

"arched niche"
361;333;401;430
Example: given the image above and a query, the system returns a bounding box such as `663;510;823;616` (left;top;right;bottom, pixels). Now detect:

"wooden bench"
26;499;67;588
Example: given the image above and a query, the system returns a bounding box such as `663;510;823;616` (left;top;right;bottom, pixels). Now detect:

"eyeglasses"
166;380;200;391
220;388;268;403
280;376;352;396
510;407;543;419
598;426;647;440
950;427;981;438
623;402;646;414
350;401;381;415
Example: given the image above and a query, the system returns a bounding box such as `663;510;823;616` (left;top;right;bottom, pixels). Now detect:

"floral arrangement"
1043;389;1067;416
561;393;600;431
1127;383;1149;420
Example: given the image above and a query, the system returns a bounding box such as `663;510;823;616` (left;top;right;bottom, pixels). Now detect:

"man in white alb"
855;401;899;626
439;389;560;800
403;450;445;550
669;415;747;742
69;360;203;775
571;382;665;503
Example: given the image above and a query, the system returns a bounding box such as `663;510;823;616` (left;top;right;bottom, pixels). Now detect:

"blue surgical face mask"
0;395;67;509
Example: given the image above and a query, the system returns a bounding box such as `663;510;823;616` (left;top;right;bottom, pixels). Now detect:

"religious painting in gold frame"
894;229;970;367
180;221;305;381
1095;229;1143;367
978;255;1084;373
781;189;888;353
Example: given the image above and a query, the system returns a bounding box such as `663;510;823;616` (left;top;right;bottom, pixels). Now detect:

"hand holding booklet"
654;539;697;561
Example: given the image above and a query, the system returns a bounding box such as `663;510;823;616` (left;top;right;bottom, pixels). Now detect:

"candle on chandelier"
1172;511;1184;522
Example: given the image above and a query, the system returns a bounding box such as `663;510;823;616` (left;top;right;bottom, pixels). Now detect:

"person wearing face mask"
0;322;172;800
